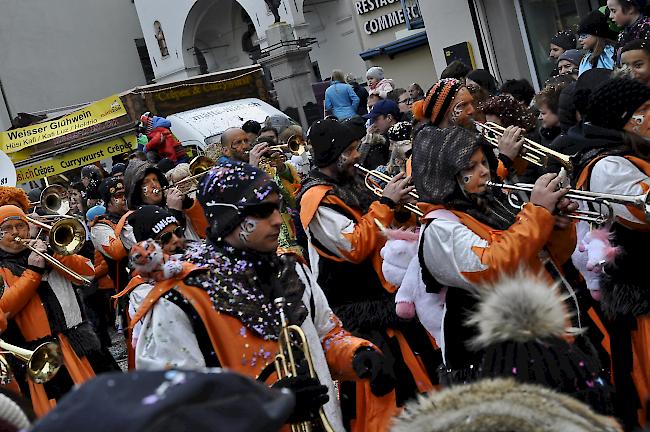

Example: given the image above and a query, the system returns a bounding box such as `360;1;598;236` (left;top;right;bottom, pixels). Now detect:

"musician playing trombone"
129;162;394;432
411;126;581;385
0;205;117;417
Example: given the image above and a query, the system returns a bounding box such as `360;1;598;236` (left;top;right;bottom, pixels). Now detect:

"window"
401;0;424;30
154;20;169;57
134;38;155;84
517;0;600;84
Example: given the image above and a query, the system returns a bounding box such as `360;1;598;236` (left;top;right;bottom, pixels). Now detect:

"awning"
360;31;428;60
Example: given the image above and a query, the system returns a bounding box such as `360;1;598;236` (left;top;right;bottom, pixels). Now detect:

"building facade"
419;0;603;90
0;0;148;131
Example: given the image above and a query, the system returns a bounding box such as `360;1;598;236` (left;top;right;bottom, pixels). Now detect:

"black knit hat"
586;78;650;130
468;273;612;414
577;10;618;40
197;161;279;240
30;370;294;432
98;177;125;204
127;205;178;242
307;119;357;167
551;29;577;51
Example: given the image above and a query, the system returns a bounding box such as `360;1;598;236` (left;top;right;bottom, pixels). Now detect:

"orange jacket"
0;255;97;417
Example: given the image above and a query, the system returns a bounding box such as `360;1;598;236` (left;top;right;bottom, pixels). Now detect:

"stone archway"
181;0;261;75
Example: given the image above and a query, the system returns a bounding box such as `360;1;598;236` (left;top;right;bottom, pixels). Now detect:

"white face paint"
462;174;473;184
238;217;257;244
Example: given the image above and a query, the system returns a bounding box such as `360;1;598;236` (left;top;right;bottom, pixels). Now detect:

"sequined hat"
197;161;279;239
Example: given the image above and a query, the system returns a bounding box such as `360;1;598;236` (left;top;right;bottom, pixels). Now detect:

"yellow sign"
16;135;136;184
0;94;127;154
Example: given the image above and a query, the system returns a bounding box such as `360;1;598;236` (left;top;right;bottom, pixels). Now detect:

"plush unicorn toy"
572;225;619;301
380;228;445;344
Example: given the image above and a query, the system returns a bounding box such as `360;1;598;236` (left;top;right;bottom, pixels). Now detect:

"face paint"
462;174;473;184
624;100;650;140
449;101;464;125
238;217;257;244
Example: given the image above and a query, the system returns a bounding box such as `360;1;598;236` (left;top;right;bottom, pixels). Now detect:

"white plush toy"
571;223;619;301
380;228;445;344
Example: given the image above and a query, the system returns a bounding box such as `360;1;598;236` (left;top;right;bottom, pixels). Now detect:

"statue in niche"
154;21;169;57
264;0;282;23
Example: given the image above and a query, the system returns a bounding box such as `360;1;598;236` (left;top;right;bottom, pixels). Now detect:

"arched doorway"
182;0;260;75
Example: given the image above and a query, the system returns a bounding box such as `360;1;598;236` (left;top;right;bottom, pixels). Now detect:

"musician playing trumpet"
411;126;580;384
0;205;117;417
298;118;439;430
123;159;208;240
129;162;393;431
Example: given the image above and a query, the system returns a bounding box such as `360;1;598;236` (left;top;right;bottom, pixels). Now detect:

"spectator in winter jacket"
366;66;395;99
140;113;189;164
346;73;369;116
324;70;360;120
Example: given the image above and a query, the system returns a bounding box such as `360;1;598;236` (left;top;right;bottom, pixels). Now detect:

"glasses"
241;200;283;219
158;226;184;245
398;97;411;104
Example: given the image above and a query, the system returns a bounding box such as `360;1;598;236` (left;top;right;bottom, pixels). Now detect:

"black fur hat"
577;10;618;40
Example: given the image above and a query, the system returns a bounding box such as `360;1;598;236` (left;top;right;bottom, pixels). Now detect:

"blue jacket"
578;44;615;76
324;81;360;120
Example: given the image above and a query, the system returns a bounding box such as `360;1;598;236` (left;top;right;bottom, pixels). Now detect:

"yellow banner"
16;135;136;184
1;94;127;154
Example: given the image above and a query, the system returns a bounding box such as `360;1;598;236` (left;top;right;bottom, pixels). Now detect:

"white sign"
0;150;16;187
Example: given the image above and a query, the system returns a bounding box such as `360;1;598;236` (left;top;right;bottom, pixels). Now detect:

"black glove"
272;375;329;423
352;347;396;397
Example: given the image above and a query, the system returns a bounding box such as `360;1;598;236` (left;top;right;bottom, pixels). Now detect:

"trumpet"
0;339;62;384
355;164;423;216
28;184;70;216
157;155;215;195
274;297;334;432
475;122;574;172
267;135;307;156
488;181;650;225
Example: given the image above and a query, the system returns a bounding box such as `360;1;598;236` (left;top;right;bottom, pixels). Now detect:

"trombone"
28;184;70;216
0;339;62;384
355;164;423;216
475;122;574;172
11;235;92;285
488;181;650;225
25;215;86;256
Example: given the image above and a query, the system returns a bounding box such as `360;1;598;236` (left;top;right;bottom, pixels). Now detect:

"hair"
409;83;425;97
278;124;303;143
129;150;147;161
440;60;471;80
259;126;279;139
613;0;644;14
499;79;535;106
621;38;650;57
534;81;571;114
589;36;616;68
255;135;276;145
479;95;537;131
331;69;346;83
387;88;407;103
241;119;261;135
